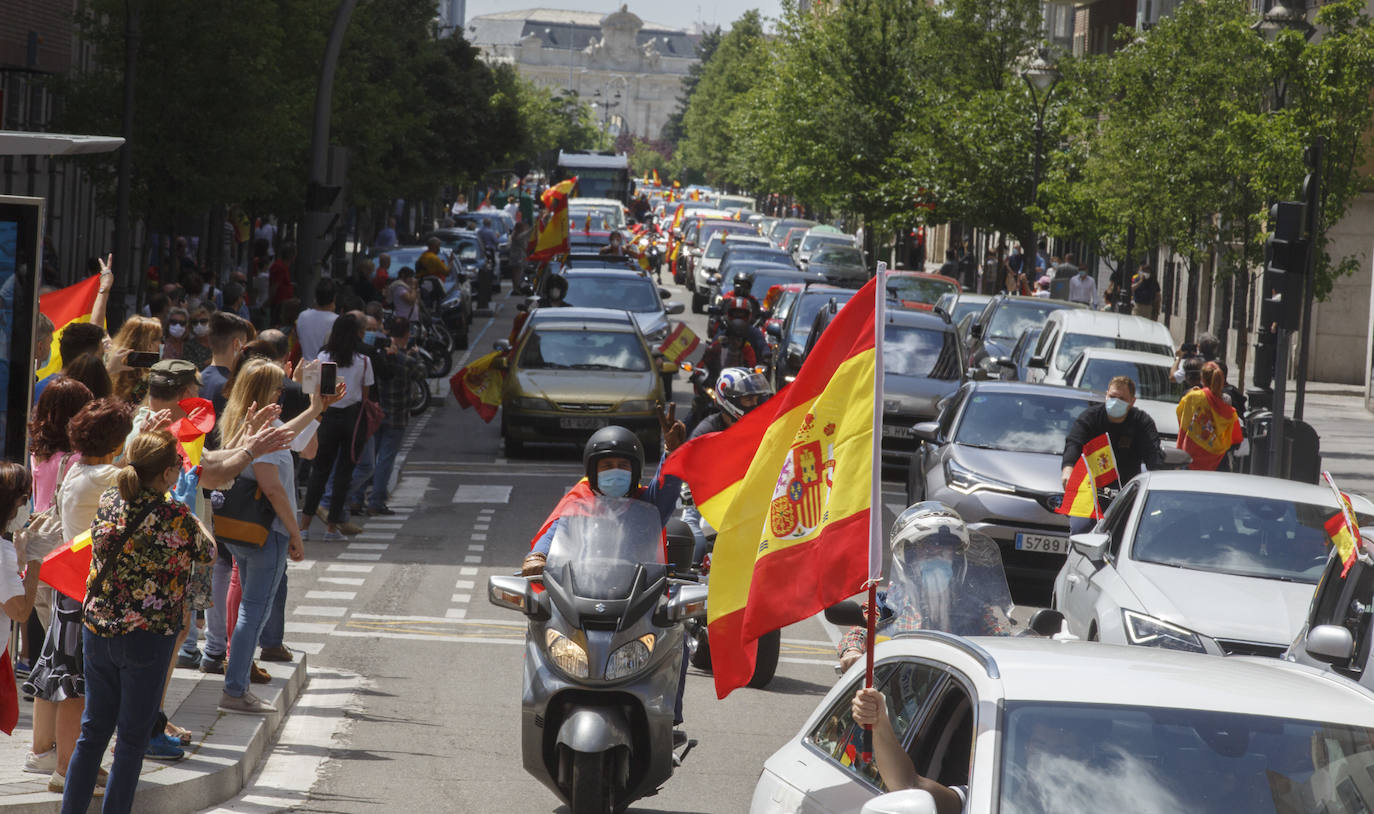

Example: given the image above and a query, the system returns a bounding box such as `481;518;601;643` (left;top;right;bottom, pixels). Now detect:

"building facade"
467;6;698;140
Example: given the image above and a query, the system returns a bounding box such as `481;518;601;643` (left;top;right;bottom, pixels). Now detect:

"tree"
677;10;771;189
660;26;721;145
499;72;606;164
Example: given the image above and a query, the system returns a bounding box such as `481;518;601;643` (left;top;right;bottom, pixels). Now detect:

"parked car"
880;309;966;465
751;632;1374;814
496;307;675;456
768;285;857;389
1061;347;1182;440
805;245;868;287
1056;471;1374;661
965;294;1084;372
559;269;684;345
1026;309;1175;386
886;272;961;312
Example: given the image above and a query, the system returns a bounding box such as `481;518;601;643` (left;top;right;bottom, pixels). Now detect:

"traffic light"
1259;200;1307;333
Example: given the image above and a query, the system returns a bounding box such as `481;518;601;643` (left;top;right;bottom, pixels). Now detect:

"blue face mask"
922;558;953;583
597;469;633;498
1105;397;1129;419
363;331;381;347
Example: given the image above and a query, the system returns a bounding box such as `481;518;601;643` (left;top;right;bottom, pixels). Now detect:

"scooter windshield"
882;531;1015;637
545;497;665;601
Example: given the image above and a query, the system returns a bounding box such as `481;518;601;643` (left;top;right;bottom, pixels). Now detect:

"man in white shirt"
296;279;339;361
254;216;277;259
1068;266;1098;309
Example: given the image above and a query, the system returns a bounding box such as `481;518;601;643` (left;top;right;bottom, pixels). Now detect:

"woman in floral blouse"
60;431;214;814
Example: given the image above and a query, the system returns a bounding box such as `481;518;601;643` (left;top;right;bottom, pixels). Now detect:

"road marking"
473;524;490;531
286;560;314;571
294;606;348;617
451;594;471;604
445;608;468;619
306;590;357;601
327;563;374;573
471;534;487;541
353;533;394;541
464;555;482;563
331;629;522;645
285;622;338;635
460;567;478;576
346;542;388;550
319;577;365;586
338;553;381;561
468;544;485;552
452;484;513;503
455;579;475;589
293;642;326;655
349;613;522;628
366;522;404;530
779;656;836;667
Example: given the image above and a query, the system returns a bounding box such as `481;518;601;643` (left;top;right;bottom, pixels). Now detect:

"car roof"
1048;309;1174;343
1073;347;1176;366
1134;470;1374;512
886;308;953;330
562;269;653;280
526;307;638;330
568;198;623;208
883;637;1374;722
966;380;1096;399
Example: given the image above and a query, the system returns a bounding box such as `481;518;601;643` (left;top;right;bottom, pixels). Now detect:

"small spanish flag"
450;350;506;423
40;530;95;601
658;322;700;365
1323;472;1362;577
529;178;575;262
1082;433;1119;487
35;274;102;380
1057;434;1115;519
652;169;661;185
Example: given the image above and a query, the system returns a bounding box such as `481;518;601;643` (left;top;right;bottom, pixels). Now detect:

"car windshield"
704;238;728;259
1076;357;1180;400
955;391;1090;453
951;300;986;326
563;276;661;313
802;234;852;252
1129;491;1370;582
813;247;864;266
885;325;961;380
569;207;622;232
1000;701;1374;814
1056;333;1173;371
517;329;650;372
987;301;1072;340
790;291;856;346
384;248;427;270
888;276;959;307
725;248;792;267
441;240;480;266
546;498;665;601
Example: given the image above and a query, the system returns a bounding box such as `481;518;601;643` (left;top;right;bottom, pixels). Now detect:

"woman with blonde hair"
108;316;163;404
60;431;214;813
1176;360;1243;472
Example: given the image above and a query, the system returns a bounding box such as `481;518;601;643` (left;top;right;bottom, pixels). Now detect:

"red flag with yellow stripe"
529;178;575;262
1322;472;1362;577
664;277;881;698
36;274;102;380
1056;434;1115;519
657;322;700;365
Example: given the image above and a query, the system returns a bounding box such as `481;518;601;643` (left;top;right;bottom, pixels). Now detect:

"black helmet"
546;274;568;296
733;270;754;294
583;425;644;494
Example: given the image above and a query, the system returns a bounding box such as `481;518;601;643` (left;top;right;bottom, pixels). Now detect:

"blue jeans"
181;553;232;658
260;572;288;649
370;424;405;509
224;531;288;697
62;628;178;814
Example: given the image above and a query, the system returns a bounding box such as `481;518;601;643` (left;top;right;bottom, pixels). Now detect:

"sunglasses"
168;320;187;327
192;319;209;326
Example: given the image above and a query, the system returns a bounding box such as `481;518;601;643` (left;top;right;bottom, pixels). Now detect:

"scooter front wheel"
569;749;614;814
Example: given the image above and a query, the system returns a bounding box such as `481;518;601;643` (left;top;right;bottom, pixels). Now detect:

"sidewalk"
0;653;308;813
1289;381;1374;498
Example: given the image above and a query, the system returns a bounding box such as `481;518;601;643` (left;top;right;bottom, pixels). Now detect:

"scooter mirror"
665;584;709;623
489;575;532;614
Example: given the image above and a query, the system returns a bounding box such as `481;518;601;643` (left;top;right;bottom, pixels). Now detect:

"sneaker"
176;649;202;669
324;529;345;542
48;767;108;794
339;520;363;536
259;645;294;663
349;503;368;517
14;660;31;679
300;526;313;541
250;662;271;684
369;505;395;516
23;747;56;774
199;652;226;675
145;733;185;761
218;690;277;715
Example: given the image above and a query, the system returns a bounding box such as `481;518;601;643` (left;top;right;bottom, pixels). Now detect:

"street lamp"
1019;49;1060;286
1252;1;1315;43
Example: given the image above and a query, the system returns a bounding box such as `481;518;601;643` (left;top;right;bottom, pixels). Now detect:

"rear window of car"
986;300;1073;341
1077;358;1181;401
885;325;961;380
813;247;864;266
1055;333;1171;371
791;291;856;345
563;275;661;313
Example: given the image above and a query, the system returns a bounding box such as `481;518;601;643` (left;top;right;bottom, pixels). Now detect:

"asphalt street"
243;266;926;813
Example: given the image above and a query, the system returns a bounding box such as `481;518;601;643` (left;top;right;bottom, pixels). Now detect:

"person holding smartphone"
300;314;374;541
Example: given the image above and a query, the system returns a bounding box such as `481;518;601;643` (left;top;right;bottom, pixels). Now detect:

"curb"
0;654;309;814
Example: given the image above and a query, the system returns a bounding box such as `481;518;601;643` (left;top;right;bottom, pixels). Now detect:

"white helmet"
889;501;969;558
713;367;773;420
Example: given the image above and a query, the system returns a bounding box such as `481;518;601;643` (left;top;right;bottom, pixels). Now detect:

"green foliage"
660;26;722;144
678;10;771;190
502;72;606;163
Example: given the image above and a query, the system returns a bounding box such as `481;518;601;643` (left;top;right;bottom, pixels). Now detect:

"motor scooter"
488;498;706;814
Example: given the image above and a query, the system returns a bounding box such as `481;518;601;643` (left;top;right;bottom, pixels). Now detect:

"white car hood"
1124;561;1313;645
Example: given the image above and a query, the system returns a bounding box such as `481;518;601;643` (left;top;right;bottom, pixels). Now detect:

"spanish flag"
1056;434;1116;519
171;397;215;471
35;274;102;380
450;350;506;423
652;169;661;186
657;322;700;365
665;277;883;698
529;178;575;262
1322;472;1362;577
39;530;95;601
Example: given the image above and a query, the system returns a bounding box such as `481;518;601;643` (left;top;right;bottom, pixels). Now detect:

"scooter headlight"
605;634;656;680
545;629;589;678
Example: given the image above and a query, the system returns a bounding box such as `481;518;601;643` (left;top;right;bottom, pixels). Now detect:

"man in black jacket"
1061;376;1162;533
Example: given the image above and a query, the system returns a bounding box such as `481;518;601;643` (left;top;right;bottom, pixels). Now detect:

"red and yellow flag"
529;178;576;262
36;274;102;379
1082;433;1118;487
1057;434;1115;519
652;169;661;186
658;322;700;365
170;397;215;471
1323;472;1362;577
450;351;506;423
664;277;882;698
39;529;95;601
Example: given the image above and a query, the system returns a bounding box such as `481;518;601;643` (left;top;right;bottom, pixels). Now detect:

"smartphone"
318;362;337;396
126;351;160;368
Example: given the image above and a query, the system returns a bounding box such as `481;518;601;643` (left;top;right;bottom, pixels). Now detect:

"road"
243;264;923;813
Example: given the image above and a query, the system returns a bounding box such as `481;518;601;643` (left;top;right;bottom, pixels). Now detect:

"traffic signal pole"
1293;138;1323;423
1269;328;1289;476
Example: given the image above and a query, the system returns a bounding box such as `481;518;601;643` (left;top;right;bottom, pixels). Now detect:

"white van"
1026;309;1175;386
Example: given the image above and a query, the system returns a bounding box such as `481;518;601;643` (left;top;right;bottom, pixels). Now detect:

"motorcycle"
488;498;707;814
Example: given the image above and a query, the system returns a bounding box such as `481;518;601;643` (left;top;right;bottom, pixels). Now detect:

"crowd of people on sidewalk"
0;219;434;812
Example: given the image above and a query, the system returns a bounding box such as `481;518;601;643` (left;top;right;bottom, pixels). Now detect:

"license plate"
882;424;913;439
1015;533;1071;554
559;417;608;430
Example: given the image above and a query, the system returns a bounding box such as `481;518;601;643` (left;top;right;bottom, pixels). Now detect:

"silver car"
1054;471;1374;657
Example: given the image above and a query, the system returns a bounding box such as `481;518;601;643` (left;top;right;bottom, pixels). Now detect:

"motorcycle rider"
714;294;769;363
836;502;1013;671
541;274;572;308
729;270;762;317
700;319;758;389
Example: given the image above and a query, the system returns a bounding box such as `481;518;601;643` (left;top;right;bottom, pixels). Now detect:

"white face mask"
168;324;187;339
7;503;30;534
193;323;210;338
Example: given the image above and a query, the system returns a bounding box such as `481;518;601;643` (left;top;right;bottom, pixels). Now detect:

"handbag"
213;476;277;547
351;355;384;462
19;453;76;562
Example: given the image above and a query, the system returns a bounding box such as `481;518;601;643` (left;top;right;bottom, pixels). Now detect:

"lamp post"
1019;49;1060;291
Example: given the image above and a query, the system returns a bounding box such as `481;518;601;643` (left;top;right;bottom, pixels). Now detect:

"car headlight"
545;629;590;678
1122;610;1207;653
618;399;655;413
645;326;669;342
944;458;1016;495
605;634;656;680
511;397;552;410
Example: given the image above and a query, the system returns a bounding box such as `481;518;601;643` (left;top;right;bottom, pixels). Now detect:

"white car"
695;233;770;292
751;631;1374;814
1054;470;1374;658
1061;347;1182;439
567;197;628;232
795;228;857;267
1025;309;1174;386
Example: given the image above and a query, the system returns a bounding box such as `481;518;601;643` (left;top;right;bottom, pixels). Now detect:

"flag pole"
861;266;887;763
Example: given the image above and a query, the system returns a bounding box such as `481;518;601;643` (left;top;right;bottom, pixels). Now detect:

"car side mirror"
1161;447;1192;470
665;302;685;315
860;790;939;814
664;584;709;623
766;323;782;338
1027;608;1066;637
912;421;939;442
659;287;671;299
970;322;984;339
493;339;511;353
1071;532;1110;562
1028;355;1048;369
823;600;866;627
1306;624;1355;665
995;357;1016;369
968;367;989;381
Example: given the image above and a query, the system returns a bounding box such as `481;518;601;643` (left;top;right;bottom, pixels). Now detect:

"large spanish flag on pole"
665;276;883;698
35;274;102;380
528;178;575;263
